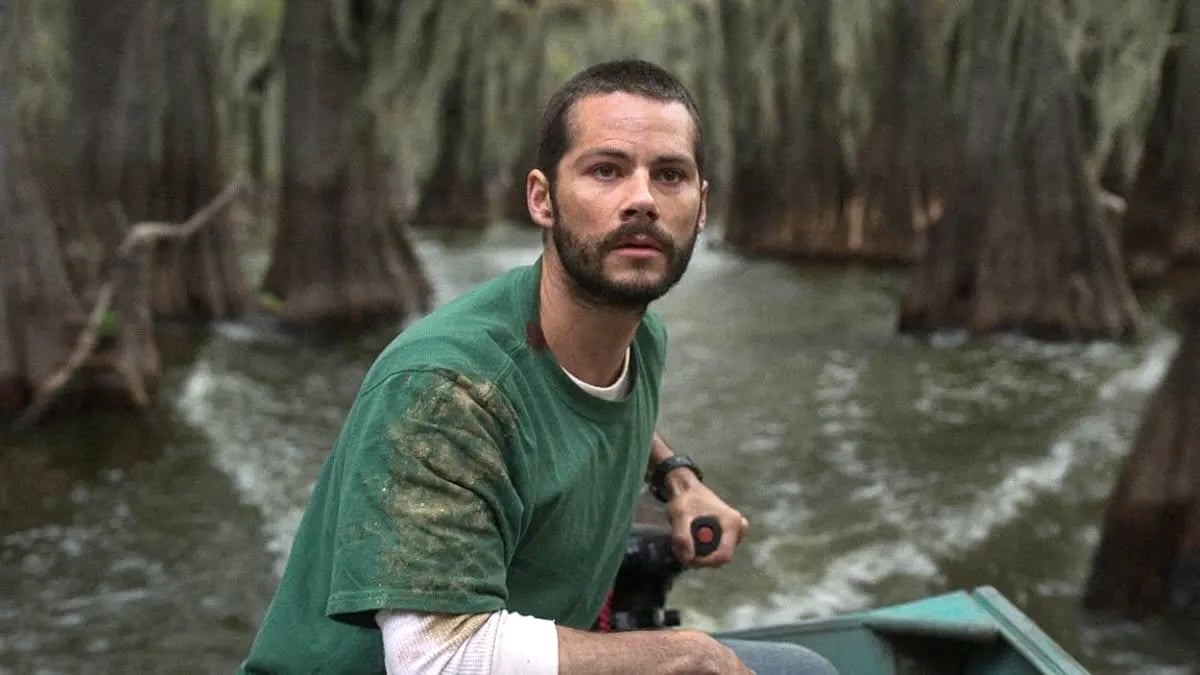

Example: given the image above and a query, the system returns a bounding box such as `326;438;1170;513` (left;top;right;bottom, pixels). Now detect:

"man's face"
537;92;707;308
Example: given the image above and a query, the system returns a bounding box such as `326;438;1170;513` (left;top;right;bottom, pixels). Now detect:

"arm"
558;624;752;674
378;609;752;675
649;432;751;566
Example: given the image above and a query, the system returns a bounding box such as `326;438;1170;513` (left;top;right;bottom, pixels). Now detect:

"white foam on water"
1098;335;1177;399
927;438;1077;554
715;540;942;630
728;330;1174;631
177;361;310;576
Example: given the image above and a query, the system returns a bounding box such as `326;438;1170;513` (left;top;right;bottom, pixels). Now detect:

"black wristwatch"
648;455;703;503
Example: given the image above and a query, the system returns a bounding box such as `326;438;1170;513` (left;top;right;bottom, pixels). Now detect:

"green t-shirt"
241;262;666;673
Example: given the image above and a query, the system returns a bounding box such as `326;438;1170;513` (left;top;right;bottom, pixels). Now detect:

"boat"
607;518;1093;674
716;586;1091;675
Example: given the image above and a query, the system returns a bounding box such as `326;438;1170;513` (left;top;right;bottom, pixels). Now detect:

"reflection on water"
1;223;1194;674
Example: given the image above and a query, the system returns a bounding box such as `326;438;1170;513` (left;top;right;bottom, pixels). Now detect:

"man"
242;60;836;674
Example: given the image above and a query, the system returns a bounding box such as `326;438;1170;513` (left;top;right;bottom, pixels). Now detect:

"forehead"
564;92;696;159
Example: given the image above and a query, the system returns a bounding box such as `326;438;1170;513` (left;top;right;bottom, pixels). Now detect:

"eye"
657;168;687;184
590;163;619;180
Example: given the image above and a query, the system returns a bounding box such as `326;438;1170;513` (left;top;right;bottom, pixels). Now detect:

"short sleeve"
325;369;523;624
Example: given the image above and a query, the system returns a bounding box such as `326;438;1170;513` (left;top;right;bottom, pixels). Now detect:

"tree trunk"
411;62;490;229
149;2;253;318
60;0;160;408
0;3;83;415
262;0;430;326
494;7;550;225
1122;1;1200;284
899;0;1139;340
844;0;949;264
410;69;489;228
1;1;163;420
64;0;251;320
720;0;851;259
1084;284;1200;617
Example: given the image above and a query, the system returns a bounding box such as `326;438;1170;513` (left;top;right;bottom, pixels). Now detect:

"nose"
621;169;659;222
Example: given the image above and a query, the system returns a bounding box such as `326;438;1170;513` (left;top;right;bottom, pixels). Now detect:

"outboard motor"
595;517;722;632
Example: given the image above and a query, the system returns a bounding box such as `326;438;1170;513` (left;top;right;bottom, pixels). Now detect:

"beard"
551;199;700;309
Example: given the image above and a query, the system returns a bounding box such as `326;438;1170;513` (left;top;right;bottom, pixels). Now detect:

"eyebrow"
574;148;695;167
574;148;632;165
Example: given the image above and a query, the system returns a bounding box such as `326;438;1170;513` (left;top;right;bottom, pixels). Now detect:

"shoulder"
354;368;518;438
363;265;538;391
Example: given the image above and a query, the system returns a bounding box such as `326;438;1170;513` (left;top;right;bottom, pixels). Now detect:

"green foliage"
259;291;283;314
98;310;118;339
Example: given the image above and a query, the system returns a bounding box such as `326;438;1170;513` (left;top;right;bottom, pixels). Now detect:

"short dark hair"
535;60;706;185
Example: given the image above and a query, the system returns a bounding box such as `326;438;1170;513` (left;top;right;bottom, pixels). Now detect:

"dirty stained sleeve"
326;368;523;622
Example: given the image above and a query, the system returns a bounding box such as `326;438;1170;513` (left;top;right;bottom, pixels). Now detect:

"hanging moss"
1122;1;1200;282
1060;0;1178;192
900;0;1140;340
208;0;284;183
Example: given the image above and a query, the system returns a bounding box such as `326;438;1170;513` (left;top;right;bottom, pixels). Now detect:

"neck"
538;249;644;386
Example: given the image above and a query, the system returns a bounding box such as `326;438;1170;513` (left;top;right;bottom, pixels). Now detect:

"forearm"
558;624;745;675
648;432;749;565
649;431;703;500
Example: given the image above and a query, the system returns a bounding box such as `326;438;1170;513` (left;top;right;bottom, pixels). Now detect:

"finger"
737;516;750;543
672;530;694;564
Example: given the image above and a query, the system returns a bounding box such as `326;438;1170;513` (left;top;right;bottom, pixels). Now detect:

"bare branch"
11;175;247;430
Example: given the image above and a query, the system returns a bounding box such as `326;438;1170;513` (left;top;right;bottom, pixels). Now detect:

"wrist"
663;465;702;498
648;455;703;502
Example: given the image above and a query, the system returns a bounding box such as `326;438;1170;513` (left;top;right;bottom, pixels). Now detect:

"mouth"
612;234;665;254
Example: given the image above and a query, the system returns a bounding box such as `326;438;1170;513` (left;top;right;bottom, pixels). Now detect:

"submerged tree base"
1085;296;1200;617
899;1;1139;342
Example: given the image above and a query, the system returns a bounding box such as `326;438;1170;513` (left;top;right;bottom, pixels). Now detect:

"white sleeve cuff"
490;610;558;674
377;609;558;674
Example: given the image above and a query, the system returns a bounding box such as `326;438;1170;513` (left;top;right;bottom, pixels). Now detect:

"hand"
677;630;757;675
663;474;750;567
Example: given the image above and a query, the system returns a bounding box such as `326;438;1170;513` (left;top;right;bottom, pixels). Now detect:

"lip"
612;246;663;259
614;234;664;252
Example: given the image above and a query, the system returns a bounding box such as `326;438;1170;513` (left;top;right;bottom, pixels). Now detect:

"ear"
698;179;709;233
527;169;554;230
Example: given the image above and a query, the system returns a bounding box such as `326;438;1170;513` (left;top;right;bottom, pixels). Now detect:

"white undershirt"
377;610;557;674
560;347;632;401
377;348;633;673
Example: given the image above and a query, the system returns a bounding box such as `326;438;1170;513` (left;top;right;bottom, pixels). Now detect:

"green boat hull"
715;587;1091;675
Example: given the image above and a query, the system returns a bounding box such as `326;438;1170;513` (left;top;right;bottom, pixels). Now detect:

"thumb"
672;526;695;563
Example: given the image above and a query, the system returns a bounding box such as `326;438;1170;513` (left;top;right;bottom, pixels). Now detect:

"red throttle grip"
691;516;722;557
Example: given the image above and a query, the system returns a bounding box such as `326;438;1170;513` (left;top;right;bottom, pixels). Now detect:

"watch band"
648;455;703;503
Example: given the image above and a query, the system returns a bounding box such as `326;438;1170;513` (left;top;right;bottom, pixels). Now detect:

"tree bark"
1122;1;1200;284
411;59;491;229
844;0;949;264
149;2;253;318
65;0;251;320
1085;283;1200;617
720;0;851;259
0;3;83;415
899;0;1139;340
262;0;430;326
1;1;171;420
14;179;245;429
